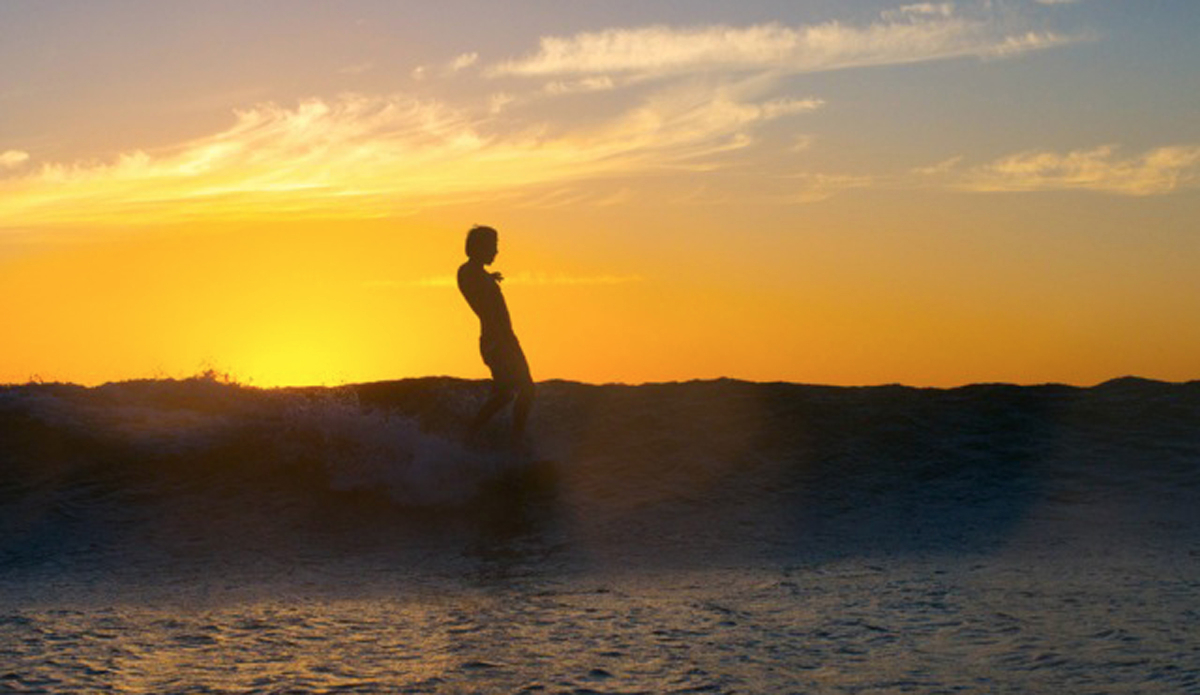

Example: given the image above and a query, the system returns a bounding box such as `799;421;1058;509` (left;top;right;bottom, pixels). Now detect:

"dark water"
2;376;1199;692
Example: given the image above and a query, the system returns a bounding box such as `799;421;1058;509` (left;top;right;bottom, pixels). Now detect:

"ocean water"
1;376;1198;693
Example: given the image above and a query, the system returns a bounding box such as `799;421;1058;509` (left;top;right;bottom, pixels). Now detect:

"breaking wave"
2;375;1198;565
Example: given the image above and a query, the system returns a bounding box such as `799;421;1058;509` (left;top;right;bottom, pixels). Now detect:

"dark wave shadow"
2;376;1198;583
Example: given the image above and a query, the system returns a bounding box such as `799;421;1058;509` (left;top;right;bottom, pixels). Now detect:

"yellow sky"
2;1;1199;387
5;187;1197;387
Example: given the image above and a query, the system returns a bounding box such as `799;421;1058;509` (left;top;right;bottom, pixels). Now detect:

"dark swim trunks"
481;335;533;394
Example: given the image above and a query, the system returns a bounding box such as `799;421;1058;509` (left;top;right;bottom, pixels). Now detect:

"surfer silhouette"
458;225;535;446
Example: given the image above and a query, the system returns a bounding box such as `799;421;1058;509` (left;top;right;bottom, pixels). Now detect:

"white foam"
280;393;513;506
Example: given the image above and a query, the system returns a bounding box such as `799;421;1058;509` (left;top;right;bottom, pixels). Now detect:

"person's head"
465;225;499;264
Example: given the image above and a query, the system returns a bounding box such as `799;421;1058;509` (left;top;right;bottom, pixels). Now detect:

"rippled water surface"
4;540;1199;694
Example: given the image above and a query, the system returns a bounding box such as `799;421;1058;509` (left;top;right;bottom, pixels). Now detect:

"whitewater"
1;376;1198;693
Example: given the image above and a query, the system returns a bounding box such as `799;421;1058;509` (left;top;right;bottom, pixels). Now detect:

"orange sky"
2;1;1199;387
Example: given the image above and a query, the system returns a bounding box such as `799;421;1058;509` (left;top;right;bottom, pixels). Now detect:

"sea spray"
280;390;510;506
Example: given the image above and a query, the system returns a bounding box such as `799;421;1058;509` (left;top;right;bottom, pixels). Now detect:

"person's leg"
473;339;533;446
469;388;513;436
511;381;535;444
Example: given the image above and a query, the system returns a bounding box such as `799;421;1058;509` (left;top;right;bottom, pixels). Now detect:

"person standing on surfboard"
458;225;535;446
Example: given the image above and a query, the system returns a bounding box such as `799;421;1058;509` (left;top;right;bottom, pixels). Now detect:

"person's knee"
490;387;517;406
517;381;535;405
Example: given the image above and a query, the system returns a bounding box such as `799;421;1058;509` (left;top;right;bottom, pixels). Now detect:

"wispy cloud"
775;144;1200;202
448;52;479;72
911;155;964;175
488;92;517;114
0;5;1107;232
787;173;878;203
1;150;29;170
0;86;824;229
338;62;375;76
881;3;957;21
413;52;481;81
789;134;815;153
543;76;616;95
961;145;1200;195
487;11;1079;80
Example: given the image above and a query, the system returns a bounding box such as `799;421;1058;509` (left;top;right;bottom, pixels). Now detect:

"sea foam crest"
0;381;521;508
280;393;514;506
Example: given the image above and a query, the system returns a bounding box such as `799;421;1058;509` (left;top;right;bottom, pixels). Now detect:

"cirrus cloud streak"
961;145;1200;196
0;88;822;230
488;14;1080;80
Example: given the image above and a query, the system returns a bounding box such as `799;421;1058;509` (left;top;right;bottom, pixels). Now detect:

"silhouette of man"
458;225;534;445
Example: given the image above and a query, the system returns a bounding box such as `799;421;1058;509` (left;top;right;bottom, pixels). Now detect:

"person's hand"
490;271;504;283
